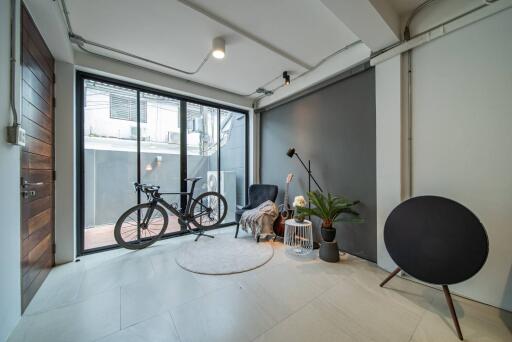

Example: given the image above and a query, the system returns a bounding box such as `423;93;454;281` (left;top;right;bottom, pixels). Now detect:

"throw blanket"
240;200;278;239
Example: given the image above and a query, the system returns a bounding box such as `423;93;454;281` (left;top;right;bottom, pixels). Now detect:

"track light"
283;71;290;85
212;37;225;59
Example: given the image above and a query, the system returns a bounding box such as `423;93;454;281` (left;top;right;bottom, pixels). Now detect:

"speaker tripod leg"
443;285;463;340
379;267;401;287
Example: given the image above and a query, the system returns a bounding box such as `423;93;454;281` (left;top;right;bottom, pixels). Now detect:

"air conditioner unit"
207;171;236;223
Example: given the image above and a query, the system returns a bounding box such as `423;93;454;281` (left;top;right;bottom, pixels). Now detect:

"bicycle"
114;177;227;250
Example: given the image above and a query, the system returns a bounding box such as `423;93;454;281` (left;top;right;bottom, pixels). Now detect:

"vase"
321;226;336;242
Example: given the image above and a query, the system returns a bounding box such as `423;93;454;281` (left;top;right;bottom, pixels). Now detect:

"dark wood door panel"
22;63;50;102
23;99;52;131
21;4;55;313
22;222;52;260
22;48;51;90
21;22;53;78
24;135;52;157
22;152;52;170
21;255;52;310
23;118;52;144
22;233;51;275
23;81;51;118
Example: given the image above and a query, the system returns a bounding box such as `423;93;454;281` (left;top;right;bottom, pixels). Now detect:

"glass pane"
186;103;218;205
220;110;246;222
139;92;183;235
83;79;137;250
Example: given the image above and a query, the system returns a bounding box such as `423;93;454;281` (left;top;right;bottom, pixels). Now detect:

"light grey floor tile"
254;298;370;342
120;270;204;328
170;283;276;342
8;288;120;342
96;313;180;342
24;260;86;315
318;276;423;342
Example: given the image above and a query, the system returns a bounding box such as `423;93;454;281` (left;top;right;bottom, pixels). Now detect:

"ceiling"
65;0;362;97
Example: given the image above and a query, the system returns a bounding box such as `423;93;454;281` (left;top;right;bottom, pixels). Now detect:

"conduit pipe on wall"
370;0;512;66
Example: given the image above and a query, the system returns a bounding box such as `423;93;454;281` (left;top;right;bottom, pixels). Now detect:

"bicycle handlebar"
134;182;160;196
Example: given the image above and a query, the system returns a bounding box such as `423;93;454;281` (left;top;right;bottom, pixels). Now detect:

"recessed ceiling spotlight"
212;37;226;59
283;71;290;85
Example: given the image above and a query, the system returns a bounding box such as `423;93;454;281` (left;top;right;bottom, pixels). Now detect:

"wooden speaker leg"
442;285;464;341
380;267;401;287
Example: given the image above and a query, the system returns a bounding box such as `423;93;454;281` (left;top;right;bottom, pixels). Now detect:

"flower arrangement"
293;195;306;208
293;196;306;222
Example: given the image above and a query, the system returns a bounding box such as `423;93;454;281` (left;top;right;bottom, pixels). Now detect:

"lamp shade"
286;148;295;158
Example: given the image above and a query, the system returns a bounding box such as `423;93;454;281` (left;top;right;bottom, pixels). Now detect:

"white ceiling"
65;0;362;97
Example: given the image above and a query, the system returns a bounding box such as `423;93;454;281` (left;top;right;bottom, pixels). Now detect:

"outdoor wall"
260;68;377;262
0;1;22;341
376;8;512;311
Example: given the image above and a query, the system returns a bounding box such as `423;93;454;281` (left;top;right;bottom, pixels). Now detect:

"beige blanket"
240;200;278;239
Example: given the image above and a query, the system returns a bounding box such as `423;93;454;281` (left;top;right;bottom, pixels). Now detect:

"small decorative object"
292;196;306;222
297;191;362;262
292;195;306;208
294;213;305;223
284;219;313;255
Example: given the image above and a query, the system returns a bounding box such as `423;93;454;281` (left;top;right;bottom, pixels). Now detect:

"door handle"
21;190;37;199
21;179;44;188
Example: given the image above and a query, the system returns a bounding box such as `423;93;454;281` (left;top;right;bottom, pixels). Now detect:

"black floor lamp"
286;147;323;197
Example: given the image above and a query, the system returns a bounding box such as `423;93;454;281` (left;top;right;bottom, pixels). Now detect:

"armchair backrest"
248;184;278;208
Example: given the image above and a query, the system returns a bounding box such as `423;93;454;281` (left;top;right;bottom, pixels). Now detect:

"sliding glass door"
77;72;248;254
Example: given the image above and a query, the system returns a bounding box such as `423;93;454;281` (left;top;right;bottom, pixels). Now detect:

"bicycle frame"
139;178;213;235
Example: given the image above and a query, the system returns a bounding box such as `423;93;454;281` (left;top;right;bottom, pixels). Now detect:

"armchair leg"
256;235;260;243
235;223;240;238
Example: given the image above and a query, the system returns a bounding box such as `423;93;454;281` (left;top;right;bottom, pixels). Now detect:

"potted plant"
296;191;362;242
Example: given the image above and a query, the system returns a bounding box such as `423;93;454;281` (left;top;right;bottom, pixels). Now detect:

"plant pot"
321;227;336;242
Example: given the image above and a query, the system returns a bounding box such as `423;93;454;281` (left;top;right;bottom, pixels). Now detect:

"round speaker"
384;196;488;285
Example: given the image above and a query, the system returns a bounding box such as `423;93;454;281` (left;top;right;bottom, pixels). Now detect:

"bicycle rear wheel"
114;203;168;250
190;192;227;229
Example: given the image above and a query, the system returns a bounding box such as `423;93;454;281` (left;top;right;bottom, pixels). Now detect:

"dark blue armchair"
235;184;278;241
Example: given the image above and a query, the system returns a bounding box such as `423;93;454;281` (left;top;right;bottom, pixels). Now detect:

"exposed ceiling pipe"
59;0;212;76
252;40;363;105
370;0;511;65
176;0;313;70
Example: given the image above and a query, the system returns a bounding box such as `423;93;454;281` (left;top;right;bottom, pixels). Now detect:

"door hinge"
52;243;56;254
53;73;56;84
53;97;56;108
53;170;56;181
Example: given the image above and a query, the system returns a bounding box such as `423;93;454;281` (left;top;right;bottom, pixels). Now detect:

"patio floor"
84;216;182;250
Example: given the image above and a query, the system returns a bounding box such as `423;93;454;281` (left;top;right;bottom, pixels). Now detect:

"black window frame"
76;71;249;256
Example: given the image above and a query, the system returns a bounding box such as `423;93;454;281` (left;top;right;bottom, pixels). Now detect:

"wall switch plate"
6;125;26;146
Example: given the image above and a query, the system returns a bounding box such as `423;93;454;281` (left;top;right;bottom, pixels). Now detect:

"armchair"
235;184;278;241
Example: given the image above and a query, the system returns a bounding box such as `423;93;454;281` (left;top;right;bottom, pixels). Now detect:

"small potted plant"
292;196;306;223
296;191;362;242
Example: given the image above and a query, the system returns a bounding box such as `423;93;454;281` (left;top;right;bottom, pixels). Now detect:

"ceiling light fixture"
212;37;226;59
283;71;290;85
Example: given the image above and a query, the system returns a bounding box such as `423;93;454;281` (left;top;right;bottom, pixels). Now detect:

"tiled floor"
8;227;512;342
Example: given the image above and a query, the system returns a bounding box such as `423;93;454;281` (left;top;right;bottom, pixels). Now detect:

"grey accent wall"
260;69;377;262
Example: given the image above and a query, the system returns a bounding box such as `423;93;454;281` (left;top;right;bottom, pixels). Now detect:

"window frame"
76;71;249;256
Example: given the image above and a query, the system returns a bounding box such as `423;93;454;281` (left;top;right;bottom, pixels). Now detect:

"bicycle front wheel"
114;203;168;250
190;192;227;229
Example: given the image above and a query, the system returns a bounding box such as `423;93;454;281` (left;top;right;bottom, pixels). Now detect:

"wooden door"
20;5;55;312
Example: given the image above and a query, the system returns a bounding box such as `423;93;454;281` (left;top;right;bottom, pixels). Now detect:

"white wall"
411;8;512;310
376;7;512;311
0;0;21;341
54;61;76;264
375;55;402;271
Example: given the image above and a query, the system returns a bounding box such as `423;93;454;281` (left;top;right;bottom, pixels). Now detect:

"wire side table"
284;219;313;255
